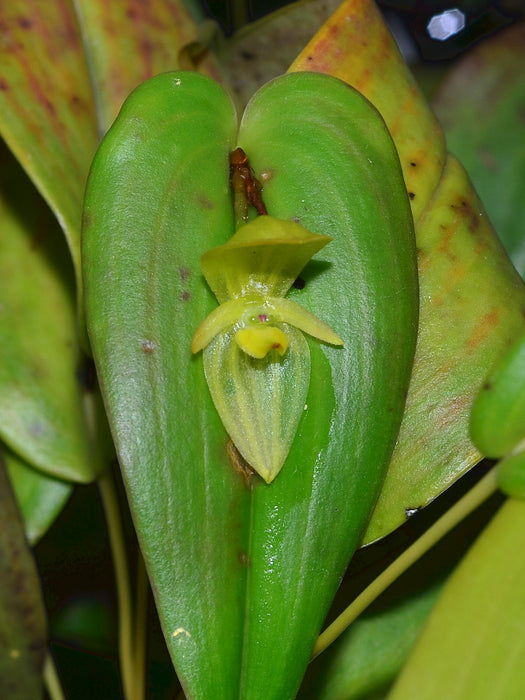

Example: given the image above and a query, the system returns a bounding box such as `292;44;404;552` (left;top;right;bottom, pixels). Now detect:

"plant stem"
43;652;65;700
98;471;135;700
311;467;499;660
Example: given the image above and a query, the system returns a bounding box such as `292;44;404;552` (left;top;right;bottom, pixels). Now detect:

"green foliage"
82;68;417;698
1;1;525;698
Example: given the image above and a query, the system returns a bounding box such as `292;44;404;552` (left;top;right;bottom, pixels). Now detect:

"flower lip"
235;325;289;359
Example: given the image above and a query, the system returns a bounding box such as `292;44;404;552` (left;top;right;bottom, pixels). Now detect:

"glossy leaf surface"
0;456;47;699
84;70;417;698
290;0;525;542
0;142;95;483
84;72;244;698
388;498;525;700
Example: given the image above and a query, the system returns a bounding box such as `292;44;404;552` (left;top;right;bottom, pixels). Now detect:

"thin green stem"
43;652;65;700
311;467;499;660
98;471;135;700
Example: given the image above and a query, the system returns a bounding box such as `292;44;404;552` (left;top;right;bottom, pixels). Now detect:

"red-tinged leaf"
0;0;98;288
289;0;447;223
74;0;227;132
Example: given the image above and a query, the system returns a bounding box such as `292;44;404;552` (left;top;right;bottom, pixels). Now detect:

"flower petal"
203;323;310;483
200;216;332;302
271;297;344;346
235;326;289;358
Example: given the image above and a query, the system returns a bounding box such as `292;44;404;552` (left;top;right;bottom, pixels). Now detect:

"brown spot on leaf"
408;192;416;199
227;441;256;489
238;551;251;567
142;340;156;354
450;196;483;236
197;194;214;210
17;16;33;29
179;266;190;282
0;78;9;91
180;290;191;302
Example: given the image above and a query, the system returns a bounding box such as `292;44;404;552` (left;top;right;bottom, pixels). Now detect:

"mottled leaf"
74;0;226;133
219;0;341;107
0;0;98;288
366;156;525;542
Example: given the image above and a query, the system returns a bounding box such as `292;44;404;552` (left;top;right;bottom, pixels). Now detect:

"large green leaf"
289;0;525;542
388;497;525;700
0;454;47;699
83;70;417;698
0;141;95;483
83;72;244;698
365;155;525;542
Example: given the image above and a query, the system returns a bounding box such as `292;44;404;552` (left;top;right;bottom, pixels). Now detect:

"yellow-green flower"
192;215;343;483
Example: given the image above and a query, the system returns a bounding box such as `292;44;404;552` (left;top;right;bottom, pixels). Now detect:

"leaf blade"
0;0;98;287
83;71;247;698
0;141;95;483
236;70;419;699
